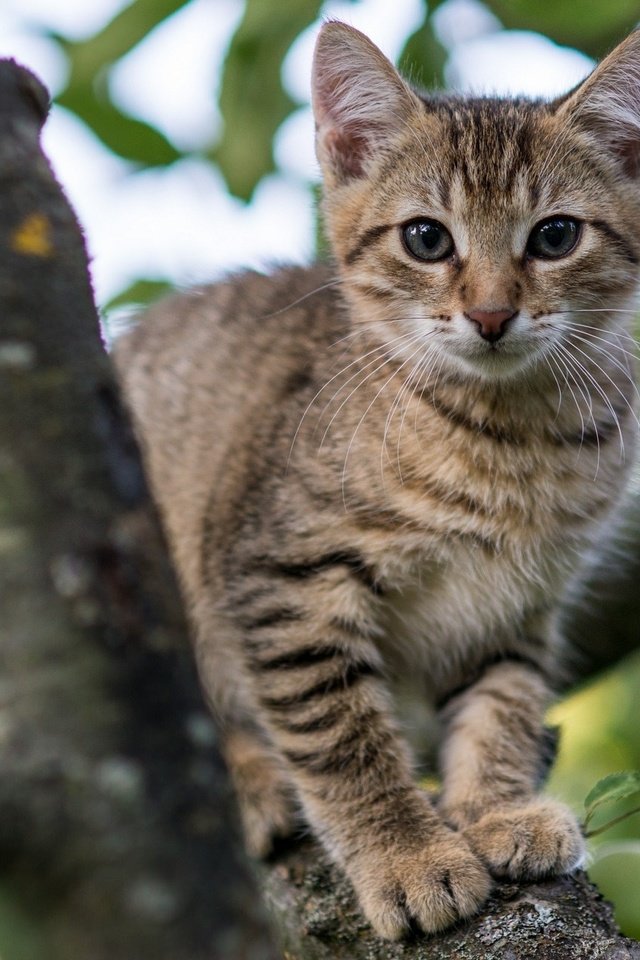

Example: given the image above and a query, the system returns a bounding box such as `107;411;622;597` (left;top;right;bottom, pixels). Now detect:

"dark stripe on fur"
429;394;525;445
249;644;343;672
589;219;639;265
556;404;628;448
242;607;304;631
344;223;393;265
255;551;382;595
260;659;379;711
284;723;390;776
425;478;488;517
276;705;346;735
559;423;610;447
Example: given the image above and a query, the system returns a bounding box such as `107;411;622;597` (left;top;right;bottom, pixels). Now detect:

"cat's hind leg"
190;599;301;857
221;722;300;858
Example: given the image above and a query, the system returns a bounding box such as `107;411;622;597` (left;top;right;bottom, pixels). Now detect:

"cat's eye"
402;219;454;262
526;217;580;260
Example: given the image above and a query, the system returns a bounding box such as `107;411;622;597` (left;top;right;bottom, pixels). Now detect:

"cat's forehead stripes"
421;97;540;197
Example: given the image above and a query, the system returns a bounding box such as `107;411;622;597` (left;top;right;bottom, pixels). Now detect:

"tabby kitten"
114;23;640;939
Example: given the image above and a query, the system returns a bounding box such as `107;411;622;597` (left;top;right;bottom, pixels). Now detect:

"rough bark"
0;59;277;960
1;57;639;960
261;843;640;959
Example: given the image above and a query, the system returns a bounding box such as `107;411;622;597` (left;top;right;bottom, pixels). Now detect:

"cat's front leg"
438;659;585;880
242;569;490;939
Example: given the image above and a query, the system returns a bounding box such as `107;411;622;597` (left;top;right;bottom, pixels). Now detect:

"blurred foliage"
55;0;189;164
485;0;640;58
584;770;640;837
51;0;640;200
548;653;640;939
212;0;332;200
0;881;48;960
27;0;640;939
105;277;173;311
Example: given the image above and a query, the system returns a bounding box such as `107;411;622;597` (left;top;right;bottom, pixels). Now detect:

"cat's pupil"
544;222;566;247
420;225;440;248
403;219;454;262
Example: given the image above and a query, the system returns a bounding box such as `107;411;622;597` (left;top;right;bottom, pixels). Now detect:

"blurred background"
1;0;639;938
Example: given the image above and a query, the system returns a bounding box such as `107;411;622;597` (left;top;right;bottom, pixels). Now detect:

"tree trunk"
0;57;638;960
0;58;277;960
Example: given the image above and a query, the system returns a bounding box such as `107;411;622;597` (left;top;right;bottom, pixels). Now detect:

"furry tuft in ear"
558;29;640;178
312;21;420;185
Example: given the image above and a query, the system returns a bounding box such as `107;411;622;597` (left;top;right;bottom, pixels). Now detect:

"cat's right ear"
312;21;420;184
556;29;640;179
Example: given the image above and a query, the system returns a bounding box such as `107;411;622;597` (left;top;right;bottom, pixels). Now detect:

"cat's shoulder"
121;261;343;349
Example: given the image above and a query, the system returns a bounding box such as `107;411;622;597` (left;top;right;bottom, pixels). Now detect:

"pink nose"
465;308;517;343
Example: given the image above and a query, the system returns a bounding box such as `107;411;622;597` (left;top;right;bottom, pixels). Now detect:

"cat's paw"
351;832;491;940
462;798;585;881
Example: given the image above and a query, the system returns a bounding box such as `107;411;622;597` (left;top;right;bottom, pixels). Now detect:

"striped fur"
114;23;640;940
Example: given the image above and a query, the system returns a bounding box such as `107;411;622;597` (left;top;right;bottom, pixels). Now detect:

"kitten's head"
312;22;640;382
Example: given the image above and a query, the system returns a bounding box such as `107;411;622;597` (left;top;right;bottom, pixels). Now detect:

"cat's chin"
444;347;539;383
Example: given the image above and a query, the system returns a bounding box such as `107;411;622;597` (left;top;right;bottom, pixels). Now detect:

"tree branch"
260;843;640;958
0;58;277;960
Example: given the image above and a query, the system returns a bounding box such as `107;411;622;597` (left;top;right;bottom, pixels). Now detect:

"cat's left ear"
556;29;640;178
312;21;422;184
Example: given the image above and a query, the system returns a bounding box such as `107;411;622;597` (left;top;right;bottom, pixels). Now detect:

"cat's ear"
312;21;421;183
556;30;640;178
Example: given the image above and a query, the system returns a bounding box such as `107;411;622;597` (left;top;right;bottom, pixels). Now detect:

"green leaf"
482;0;640;59
55;0;191;166
104;278;174;312
399;5;448;90
57;91;181;166
214;0;330;200
584;770;640;824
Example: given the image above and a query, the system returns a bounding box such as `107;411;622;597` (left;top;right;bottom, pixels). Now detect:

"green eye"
402;219;454;262
527;217;580;259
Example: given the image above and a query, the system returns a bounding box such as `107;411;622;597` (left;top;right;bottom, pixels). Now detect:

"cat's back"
114;262;342;579
116;261;339;412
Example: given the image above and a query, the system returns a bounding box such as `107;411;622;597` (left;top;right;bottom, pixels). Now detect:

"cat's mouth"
448;337;539;380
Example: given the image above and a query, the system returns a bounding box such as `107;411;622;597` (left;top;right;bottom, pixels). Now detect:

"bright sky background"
0;0;595;310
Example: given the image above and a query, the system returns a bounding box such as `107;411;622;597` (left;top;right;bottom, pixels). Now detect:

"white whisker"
340;339;430;508
386;340;442;483
560;321;640;357
556;341;626;465
287;329;419;467
565;336;640;426
261;277;343;319
548;346;599;476
320;332;427;451
542;352;565;419
564;330;639;401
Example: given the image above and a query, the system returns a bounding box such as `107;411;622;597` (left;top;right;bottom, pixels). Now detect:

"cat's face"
312;24;640;384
